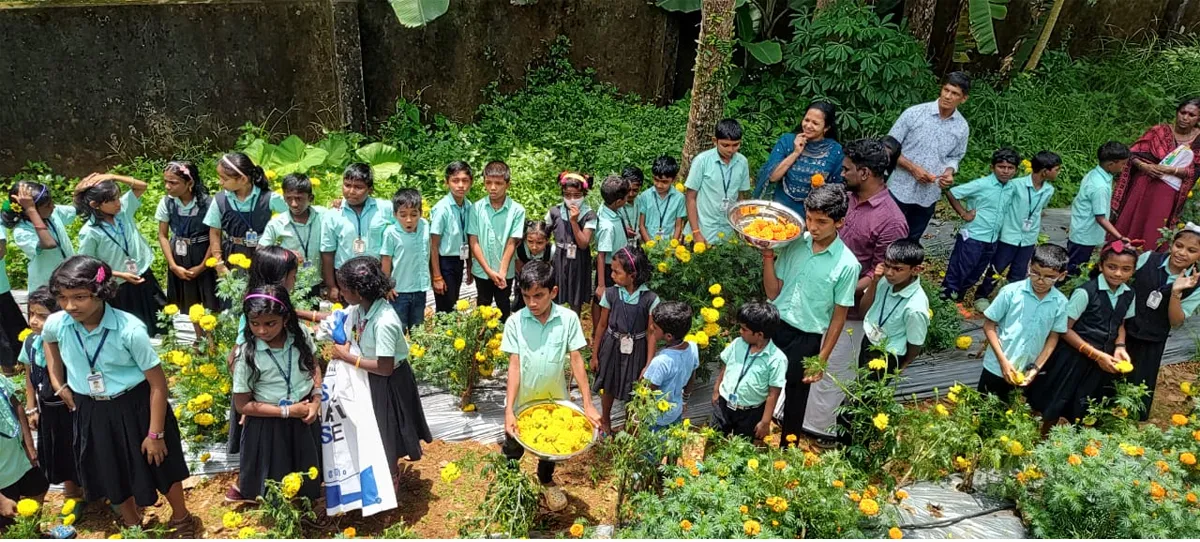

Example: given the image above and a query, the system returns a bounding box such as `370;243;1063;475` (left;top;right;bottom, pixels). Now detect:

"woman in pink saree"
1112;98;1200;250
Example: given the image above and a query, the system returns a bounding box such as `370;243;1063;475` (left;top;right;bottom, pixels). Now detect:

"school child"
5;181;76;292
232;284;324;500
591;246;658;434
430;161;474;313
637;156;687;243
762;184;859;447
941;148;1020;303
593;176;630;330
685;118;751;246
18;288;81;502
0;196;29;375
320;163;395;302
620;166;644;243
501;261;599;509
330;257;431;479
975;152;1062;306
858;240;931;373
1027;242;1137;431
711;301;788;441
1066;141;1133;277
467;161;526;321
546;171;597;314
42;256;198;535
260;173;328;300
205;153;288;268
0;371;61;534
642;301;699;427
74;173;166;335
512;220;553;313
155;161;220;326
978;244;1070;403
1123;227;1200;419
381;188;432;331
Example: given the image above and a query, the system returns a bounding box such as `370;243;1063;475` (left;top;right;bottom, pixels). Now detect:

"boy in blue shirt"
975;151;1062;308
941;148;1020;304
642;301;699;427
686;119;751;245
979;244;1070;402
637;156;688;243
858;240;931;373
711;301;788;441
430;161;474;313
381;188;433;331
1067;141;1133;277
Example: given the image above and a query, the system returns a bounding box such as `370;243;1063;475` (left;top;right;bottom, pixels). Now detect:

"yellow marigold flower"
199;314;218;331
955;336;972;349
332;303;344;311
889;527;904;539
223;511;244;529
162;304;180;316
743;519;761;536
712;297;725;309
1084;445;1099;457
657;262;670;273
198;363;219;379
16;498;38;517
656;399;671;412
773;459;787;470
342;527;355;538
281;472;303;499
1068;454;1082;466
1114;360;1133;374
1182;381;1194;395
569;523;585;538
858;498;880;516
708;283;722;296
644;240;656;249
1193;429;1200;442
63;513;76;526
954;456;971;470
739;504;749;514
1007;440;1025;456
463;403;477;412
873;413;889;431
947;392;959;404
265;169;278;181
703;322;720;337
1020;159;1032;173
205;257;219;268
454;338;466;351
701;307;719;323
786;433;797;443
718;231;726;239
770;497;788;513
832;480;844;488
411;344;426;359
237;527;258;539
868;358;887;371
1173;414;1190;426
221;381;231;394
17;328;32;342
680;519;692;531
927;308;934;318
455;299;471;311
194;412;215;426
188;304;206;323
848;490;861;502
936;404;949;416
61;499;76;516
747;458;759;470
440;462;462;483
693;242;707;254
804;451;820;466
669;239;681;248
1181;452;1197;466
308;466;319;480
675;182;685;193
109;535;123;540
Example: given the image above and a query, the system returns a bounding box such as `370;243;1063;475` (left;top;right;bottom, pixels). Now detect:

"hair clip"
1110;240;1126;253
95;266;107;283
1186;222;1200;235
560;172;589;190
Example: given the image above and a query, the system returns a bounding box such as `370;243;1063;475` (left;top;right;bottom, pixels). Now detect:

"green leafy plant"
243;135;330;177
458;454;542;538
407;302;506;407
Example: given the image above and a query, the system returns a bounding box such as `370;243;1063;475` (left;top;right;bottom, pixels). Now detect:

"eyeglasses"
1029;272;1061;283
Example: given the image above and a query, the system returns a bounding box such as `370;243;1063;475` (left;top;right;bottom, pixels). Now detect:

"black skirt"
165;241;221;312
226;403;243;455
112;271;167;336
0;292;27;370
1127;335;1168;421
594;330;648;403
73;381;190;507
238;414;323;501
36;401;78;485
368;361;432;467
1025;344;1107;423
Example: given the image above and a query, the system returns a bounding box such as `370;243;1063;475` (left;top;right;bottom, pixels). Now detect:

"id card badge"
728;393;738;406
244;230;259;247
174;238;188;256
722;197;733;211
620;334;634;355
1022;218;1034;232
1147;290;1163;310
459;243;469;260
124;258;139;275
865;322;885;344
87;372;105;395
353;238;366;254
301;260;314;269
656;229;664;239
565;243;578;260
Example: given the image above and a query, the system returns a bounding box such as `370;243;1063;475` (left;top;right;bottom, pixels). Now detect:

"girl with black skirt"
1027;243;1137;432
18;288;82;502
332;257;431;485
232;284;323;500
512;220;554;313
547;172;596;314
591;246;658;435
204;152;288;271
1122;228;1200;420
74;174;166;336
43;256;198;536
155;161;219;334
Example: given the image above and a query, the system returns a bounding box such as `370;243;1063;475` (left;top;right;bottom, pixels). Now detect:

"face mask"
564;198;583;208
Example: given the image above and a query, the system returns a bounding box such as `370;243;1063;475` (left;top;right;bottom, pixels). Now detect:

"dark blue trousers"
941;234;997;300
1066;240;1096;278
975;242;1035;299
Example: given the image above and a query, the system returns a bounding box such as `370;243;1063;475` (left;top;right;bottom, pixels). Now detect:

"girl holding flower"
155;161;220;332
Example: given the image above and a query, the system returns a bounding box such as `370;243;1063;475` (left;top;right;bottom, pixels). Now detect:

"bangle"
1115;342;1126;348
24;408;36;416
281;405;290;419
54;385;68;397
355;356;361;368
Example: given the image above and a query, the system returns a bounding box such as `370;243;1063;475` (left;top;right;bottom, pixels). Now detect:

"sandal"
167;513;201;538
43;525;77;539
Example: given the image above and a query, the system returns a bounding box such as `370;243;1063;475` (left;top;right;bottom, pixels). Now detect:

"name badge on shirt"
244;230;259;247
864;321;885;344
174;238;188;257
301;260;314;269
353;238;366;254
1022;218;1034;232
124;258;139;275
565;243;577;260
87;371;106;395
1147;290;1163;310
459;243;469;261
620;334;634;355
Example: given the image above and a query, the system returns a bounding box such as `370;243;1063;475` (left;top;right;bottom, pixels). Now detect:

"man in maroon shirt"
801;138;908;446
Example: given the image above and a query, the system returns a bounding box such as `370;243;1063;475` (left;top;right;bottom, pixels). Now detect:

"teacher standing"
754;102;844;216
1112;97;1200;250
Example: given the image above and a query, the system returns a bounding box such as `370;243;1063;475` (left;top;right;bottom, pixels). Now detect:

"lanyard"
877;289;905;327
457;203;468;245
227;190;260;233
72;327;111;373
618;210;632;239
263;347;294;401
0;386;16;439
168;199;196;239
289;217;314;257
349;201;372;240
46;220;67;259
719;160;734;197
97;218;133;261
731;347;759;400
654;192;674;232
1025;185;1046;222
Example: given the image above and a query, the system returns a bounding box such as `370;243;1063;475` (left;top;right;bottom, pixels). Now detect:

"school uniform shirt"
232;329;317;405
500;303;587;407
323;197;395;267
595;206;626;264
997;175;1054;247
544;202;599;231
1136;252;1200;316
259;205;328;271
467;197;526;280
0;228;9;295
430;194;472;258
717;338;787;408
1068;166;1115;247
0;375;32;490
1066;279;1135;321
13;204;76;290
380;219;432;294
598;284;661;312
42;305;159;396
78;191;155;283
948;173;1015;244
618;204;639;237
863;278;931;356
981;279;1069;376
643;342;699;425
17;334;44;368
357;298;408;366
684;147;750;242
636;188;687;239
201;187;288;230
772;232;861;334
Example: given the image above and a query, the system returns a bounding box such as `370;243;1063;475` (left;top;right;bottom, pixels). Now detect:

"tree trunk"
1024;0;1066;72
930;0;968;74
680;0;737;178
904;0;938;53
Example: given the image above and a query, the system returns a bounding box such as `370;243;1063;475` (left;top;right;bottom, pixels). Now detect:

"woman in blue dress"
754;102;844;216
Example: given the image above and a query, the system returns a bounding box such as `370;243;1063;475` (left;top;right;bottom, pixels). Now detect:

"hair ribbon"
560;172;589;190
95;266;107;283
621;246;636;275
245;293;285;305
221;155;247;179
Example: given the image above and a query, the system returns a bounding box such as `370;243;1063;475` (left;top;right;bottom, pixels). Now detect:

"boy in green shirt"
430;161;474;313
858;240;931;372
1067;141;1133;277
711;301;788;441
381;188;433;331
637;156;687;243
501;261;599;510
593;175;631;333
941;148;1019;303
620;166;644;243
976;151;1062;304
686;118;751;245
260;174;326;298
468;161;526;321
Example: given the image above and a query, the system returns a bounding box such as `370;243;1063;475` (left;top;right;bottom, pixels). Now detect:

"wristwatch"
147;430;164;440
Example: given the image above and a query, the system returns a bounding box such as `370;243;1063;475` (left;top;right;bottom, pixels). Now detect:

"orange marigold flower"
1157;460;1170;474
1187;492;1198;505
889;527;903;539
680;519;692;531
739;505;749;514
848;491;861;503
675;477;685;487
832;480;845;488
1084;445;1100;457
569;523;585;538
811;173;826;188
1193;429;1200;442
894;489;909;500
1150;481;1167;499
1181;452;1197;466
689;466;700;477
804;451;820;467
1172;414;1190;426
774;460;787;470
1068;454;1082;466
858;498;880;516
